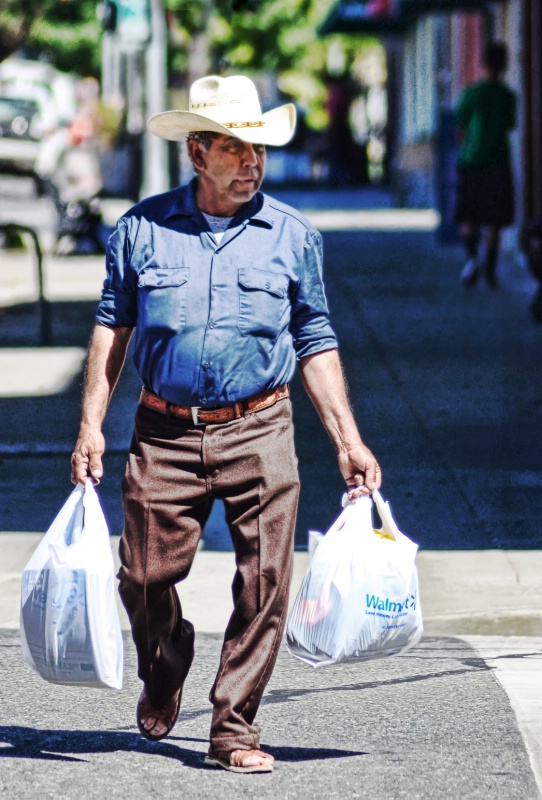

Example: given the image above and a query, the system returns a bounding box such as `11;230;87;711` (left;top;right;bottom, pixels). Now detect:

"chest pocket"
237;267;289;339
138;267;189;333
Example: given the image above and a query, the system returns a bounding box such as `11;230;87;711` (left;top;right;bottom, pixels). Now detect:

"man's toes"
231;748;274;767
142;716;167;736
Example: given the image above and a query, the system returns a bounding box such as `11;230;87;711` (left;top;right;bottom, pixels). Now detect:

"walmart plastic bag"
286;489;423;667
20;481;123;689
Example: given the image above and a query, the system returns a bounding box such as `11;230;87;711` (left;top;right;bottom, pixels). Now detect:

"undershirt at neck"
202;212;234;243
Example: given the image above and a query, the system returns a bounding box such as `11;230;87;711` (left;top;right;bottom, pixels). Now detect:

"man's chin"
233;184;260;201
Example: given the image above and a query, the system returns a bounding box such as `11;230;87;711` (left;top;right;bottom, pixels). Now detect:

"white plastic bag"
20;481;123;689
286;489;423;667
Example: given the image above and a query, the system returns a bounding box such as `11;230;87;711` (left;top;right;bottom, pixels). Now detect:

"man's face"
190;134;266;215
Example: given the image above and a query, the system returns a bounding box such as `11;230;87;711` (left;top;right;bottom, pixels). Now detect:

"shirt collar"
163;178;199;219
164;178;274;229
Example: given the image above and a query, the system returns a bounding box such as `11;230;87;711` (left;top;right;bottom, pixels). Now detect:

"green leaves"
0;0;100;73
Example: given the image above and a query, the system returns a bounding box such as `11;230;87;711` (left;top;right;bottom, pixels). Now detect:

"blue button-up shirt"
96;179;337;407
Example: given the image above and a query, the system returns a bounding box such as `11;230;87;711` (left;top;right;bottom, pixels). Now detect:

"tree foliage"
166;0;338;128
0;0;47;63
0;0;101;74
0;0;374;130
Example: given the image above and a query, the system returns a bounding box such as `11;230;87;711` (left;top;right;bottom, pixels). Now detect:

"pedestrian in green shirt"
454;42;517;288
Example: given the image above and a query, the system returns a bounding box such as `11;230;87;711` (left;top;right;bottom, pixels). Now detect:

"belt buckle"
191;406;202;425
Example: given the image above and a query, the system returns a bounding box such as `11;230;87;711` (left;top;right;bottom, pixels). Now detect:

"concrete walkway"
2;535;542;796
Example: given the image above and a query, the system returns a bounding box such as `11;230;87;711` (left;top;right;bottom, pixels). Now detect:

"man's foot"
460;258;479;287
136;686;182;741
204;748;275;773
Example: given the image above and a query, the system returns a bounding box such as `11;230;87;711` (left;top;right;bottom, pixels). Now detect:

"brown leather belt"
139;384;290;425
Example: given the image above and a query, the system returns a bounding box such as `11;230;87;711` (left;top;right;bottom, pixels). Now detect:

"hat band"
223;120;265;129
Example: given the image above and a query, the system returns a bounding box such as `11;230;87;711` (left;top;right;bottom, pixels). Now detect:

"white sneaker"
460;258;479;287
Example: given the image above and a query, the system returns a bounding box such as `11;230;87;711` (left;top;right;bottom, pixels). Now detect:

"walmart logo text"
365;594;416;614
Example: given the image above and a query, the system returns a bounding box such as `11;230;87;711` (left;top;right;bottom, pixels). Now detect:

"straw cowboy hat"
147;75;296;147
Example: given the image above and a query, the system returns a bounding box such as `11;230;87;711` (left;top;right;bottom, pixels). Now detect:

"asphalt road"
0;631;539;799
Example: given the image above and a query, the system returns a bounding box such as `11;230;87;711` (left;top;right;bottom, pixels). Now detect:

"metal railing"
0;222;52;345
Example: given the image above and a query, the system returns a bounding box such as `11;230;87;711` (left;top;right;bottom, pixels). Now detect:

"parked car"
0;57;78;175
0;57;77;134
0;96;42;172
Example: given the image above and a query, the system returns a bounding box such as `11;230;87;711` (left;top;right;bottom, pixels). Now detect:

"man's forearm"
299;348;381;494
298;349;363;453
71;324;133;484
80;323;133;430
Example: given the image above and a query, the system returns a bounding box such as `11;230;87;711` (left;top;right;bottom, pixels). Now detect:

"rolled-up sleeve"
289;229;338;359
96;219;138;328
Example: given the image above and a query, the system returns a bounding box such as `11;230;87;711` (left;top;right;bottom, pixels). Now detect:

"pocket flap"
238;267;288;298
138;268;188;289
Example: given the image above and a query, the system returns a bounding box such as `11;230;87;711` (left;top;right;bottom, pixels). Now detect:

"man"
71;75;381;774
454;41;517;289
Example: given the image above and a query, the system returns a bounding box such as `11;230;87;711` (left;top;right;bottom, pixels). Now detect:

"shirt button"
265;282;270;289
208;322;215;329
201;398;207;404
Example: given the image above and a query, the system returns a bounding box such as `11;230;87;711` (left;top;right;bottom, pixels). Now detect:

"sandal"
136;685;182;742
204;748;274;773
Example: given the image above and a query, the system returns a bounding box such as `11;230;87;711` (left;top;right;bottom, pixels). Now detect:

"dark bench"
0;221;52;345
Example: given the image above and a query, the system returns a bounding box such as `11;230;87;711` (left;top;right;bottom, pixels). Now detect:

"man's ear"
187;139;206;172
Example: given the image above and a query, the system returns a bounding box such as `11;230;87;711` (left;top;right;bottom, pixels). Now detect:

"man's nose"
241;144;259;166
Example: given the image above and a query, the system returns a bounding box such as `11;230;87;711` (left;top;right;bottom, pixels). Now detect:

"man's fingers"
347;461;382;499
339;446;382;496
71;450;103;485
70;451;85;484
364;460;382;491
88;453;103;481
347;474;368;499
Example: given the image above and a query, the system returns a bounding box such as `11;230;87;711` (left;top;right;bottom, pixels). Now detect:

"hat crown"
147;73;296;146
188;75;263;124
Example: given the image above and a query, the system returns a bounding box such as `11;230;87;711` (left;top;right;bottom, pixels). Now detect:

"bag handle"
371;488;401;541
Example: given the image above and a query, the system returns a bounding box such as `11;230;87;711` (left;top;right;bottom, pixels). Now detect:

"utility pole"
142;0;169;197
99;0;168;199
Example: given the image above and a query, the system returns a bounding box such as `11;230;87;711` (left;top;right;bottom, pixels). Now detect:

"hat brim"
147;103;296;147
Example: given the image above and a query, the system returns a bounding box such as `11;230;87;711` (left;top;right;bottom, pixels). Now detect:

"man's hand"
338;443;382;499
71;425;105;485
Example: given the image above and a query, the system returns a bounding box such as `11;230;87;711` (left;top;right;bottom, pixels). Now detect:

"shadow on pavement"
0;726;365;766
0;726;206;767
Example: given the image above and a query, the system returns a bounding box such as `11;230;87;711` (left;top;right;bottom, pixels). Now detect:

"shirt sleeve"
95;218;138;328
289;229;338;359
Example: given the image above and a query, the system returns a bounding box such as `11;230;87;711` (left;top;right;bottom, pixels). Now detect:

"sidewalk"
1;536;542;637
1;540;542;798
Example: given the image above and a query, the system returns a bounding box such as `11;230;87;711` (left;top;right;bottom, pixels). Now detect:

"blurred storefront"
319;0;542;259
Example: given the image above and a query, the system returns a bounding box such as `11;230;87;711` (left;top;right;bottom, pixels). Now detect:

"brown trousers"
117;397;300;756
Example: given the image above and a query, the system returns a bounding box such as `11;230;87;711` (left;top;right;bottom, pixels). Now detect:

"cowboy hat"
147;75;296;147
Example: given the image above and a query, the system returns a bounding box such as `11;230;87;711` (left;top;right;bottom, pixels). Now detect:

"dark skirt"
454;162;515;227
